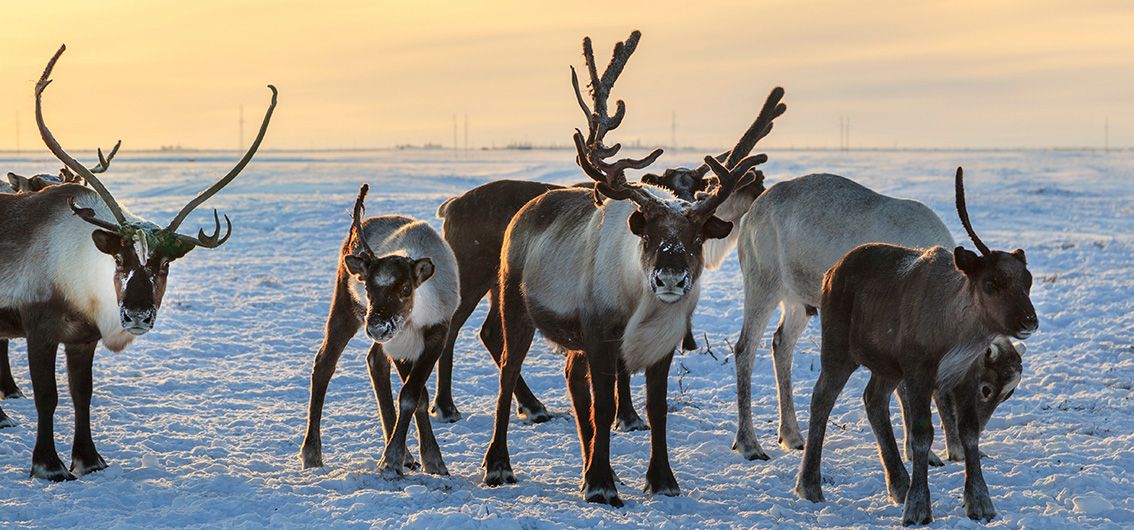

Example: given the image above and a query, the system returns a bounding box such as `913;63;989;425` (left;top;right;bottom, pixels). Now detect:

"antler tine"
351;183;376;258
36;44;128;226
173;209;232;249
695;87;786;177
954;167;990;255
571;31;642;156
89;140;122;174
68;197;120;231
694;154;767;218
165;84;278;233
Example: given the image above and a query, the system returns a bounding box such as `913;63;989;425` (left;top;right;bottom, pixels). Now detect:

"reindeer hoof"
377;455;405;479
429;400;462;423
928;450;945;467
517;404;553;424
71;453;108;476
794;478;824;503
31;457;77;482
732;438;770;461
901;491;933;526
299;444;323;469
644;467;680;496
614;413;648;432
887;473;910;506
965;492;997;522
0;384;23;400
483;466;516;487
778;431;805;451
583;483;623;507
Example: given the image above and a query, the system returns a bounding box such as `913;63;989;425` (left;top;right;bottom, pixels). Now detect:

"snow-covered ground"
0;148;1131;529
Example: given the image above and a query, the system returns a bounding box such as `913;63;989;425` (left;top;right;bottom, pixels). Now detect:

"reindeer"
795;168;1038;525
0;142;122;404
300;184;459;476
481;31;782;506
0;45;276;481
431;83;780;431
431;175;702;431
730;173;1025;463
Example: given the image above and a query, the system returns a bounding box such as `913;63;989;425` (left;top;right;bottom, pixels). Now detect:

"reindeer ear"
412;258;435;285
91;230;125;255
953;246;982;276
7;173;31;192
343;254;368;277
1011;248;1027;265
627;210;646;236
703;216;733;240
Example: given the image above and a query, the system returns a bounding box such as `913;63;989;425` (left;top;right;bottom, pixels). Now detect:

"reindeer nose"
367;321;397;342
1021;313;1039;330
652;269;691;293
120;308;156;335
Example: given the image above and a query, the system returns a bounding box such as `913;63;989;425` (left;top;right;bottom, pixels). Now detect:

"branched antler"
694;87;786;179
694;154;766;219
955;167;990;255
570;31;664;207
351;183;376;258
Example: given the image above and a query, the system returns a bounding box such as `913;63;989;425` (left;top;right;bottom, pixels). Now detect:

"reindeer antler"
59;139;122;184
955;167;990;256
351;183;376;259
36;44;129;226
37;44;277;254
694;87;786;179
694;154;766;219
570;31;664;208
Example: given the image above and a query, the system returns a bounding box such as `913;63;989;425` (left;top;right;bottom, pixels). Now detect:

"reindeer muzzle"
120;307;156;335
651;268;691;303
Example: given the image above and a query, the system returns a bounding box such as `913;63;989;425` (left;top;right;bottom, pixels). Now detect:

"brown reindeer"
300;185;459;476
795;167;1038;525
0;142;122;404
0;45;276;480
482;31;780;506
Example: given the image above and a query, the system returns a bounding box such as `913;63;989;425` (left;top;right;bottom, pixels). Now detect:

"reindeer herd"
0;35;1038;526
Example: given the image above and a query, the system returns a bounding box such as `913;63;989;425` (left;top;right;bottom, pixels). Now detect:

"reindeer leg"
480;290;550;423
432;287;479;423
377;344;437;479
300;286;361;469
733;289;777;461
65;341;106;476
901;373;935;526
643;352;679;496
581;332;622;507
565;350;593;490
794;327;856;502
395;326;449;476
614;358;646;432
27;333;72;481
864;374;908;505
935;389;966;462
956;389;996;521
898;384;944;466
772;302;810;450
0;339;24;399
482;279;535;486
366;343;417;471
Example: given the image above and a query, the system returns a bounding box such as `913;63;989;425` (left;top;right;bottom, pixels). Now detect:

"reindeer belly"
528;302;584;351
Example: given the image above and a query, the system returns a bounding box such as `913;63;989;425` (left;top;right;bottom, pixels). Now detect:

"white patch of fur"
619;287;698;373
936;338;990;391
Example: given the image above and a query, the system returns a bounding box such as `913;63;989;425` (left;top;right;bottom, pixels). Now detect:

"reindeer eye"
983;279;998;292
400;284;412;297
980;384;994;400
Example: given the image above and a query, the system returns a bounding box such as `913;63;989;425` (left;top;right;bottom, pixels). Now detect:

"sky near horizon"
1;1;1132;151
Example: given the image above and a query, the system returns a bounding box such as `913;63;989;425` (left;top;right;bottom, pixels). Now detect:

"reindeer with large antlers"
0;45;276;481
481;31;782;506
796;168;1038;524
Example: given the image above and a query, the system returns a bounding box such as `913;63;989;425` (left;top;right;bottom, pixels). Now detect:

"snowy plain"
0;147;1131;529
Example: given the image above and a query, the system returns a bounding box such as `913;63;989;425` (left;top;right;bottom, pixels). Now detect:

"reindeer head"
972;337;1025;430
342;185;434;342
36;44;277;336
569;33;783;304
6;140;118;194
952;167;1038;340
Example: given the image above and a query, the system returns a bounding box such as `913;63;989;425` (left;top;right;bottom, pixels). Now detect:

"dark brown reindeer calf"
796;168;1038;525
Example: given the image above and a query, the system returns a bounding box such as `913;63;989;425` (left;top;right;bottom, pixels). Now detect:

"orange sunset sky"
1;1;1132;151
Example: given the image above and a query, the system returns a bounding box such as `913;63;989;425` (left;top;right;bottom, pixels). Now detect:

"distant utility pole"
239;105;245;150
1105;117;1110;153
839;116;851;151
464;113;469;156
671;110;677;150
